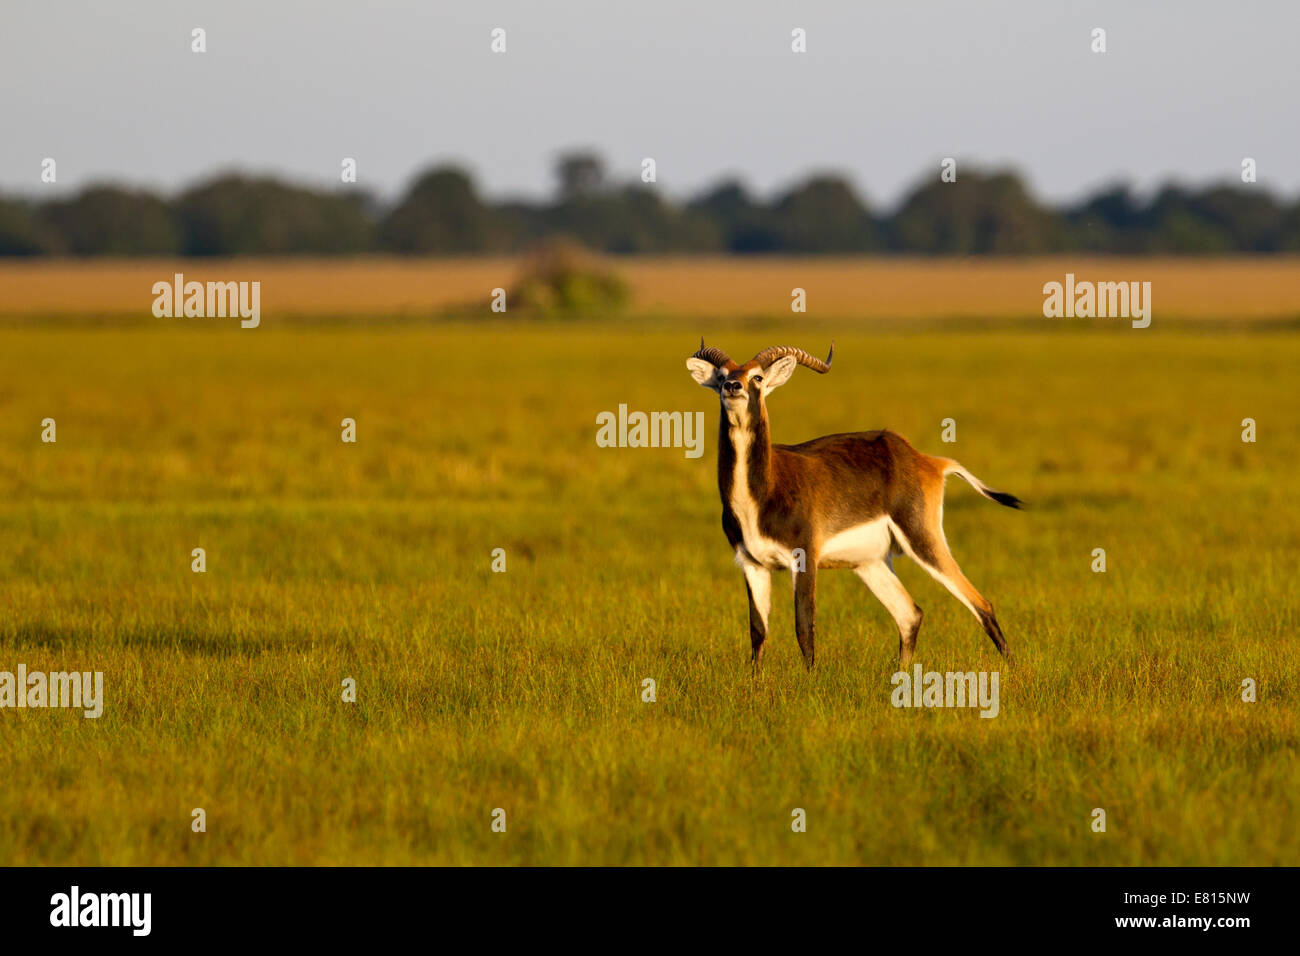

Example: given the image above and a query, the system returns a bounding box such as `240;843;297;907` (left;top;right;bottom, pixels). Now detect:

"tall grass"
0;319;1296;864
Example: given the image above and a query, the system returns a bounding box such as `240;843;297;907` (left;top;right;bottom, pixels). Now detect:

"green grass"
0;318;1296;865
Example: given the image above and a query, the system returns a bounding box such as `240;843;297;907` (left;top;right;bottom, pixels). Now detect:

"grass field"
1;265;1298;864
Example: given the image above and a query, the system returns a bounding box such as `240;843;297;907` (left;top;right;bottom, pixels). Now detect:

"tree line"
3;152;1298;256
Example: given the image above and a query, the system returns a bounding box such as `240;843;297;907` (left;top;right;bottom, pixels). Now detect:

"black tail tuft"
986;489;1024;510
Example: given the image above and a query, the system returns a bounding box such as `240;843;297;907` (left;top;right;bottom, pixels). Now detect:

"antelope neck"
719;402;772;503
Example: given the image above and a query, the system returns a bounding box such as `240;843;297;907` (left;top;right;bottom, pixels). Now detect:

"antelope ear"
686;358;722;390
761;355;798;393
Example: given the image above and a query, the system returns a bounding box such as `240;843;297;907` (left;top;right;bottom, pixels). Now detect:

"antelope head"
686;340;833;423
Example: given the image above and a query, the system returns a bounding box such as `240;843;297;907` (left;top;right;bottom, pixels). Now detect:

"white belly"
819;517;892;566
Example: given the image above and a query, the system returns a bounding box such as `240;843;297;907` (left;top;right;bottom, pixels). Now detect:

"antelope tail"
940;459;1024;510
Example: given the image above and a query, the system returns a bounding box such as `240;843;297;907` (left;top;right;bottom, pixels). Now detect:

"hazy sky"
3;1;1297;208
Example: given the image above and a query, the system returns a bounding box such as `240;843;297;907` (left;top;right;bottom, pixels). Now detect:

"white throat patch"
727;421;790;569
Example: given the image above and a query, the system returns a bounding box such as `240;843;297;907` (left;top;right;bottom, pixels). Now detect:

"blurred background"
3;0;1300;261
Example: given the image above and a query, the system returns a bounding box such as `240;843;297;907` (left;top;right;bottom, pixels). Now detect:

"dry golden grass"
1;322;1297;864
3;256;1300;319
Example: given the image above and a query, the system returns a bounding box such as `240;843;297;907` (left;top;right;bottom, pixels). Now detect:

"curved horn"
691;337;736;369
748;343;834;374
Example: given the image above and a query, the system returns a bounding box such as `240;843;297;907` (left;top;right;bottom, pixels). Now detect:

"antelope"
686;341;1022;669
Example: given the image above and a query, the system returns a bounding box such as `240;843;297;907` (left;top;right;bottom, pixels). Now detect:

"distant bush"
178;175;374;255
7;153;1300;257
0;198;62;255
507;238;629;316
379;166;515;253
890;169;1064;254
37;186;183;256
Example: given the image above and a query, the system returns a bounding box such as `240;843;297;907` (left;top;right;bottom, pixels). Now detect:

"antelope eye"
752;375;763;384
